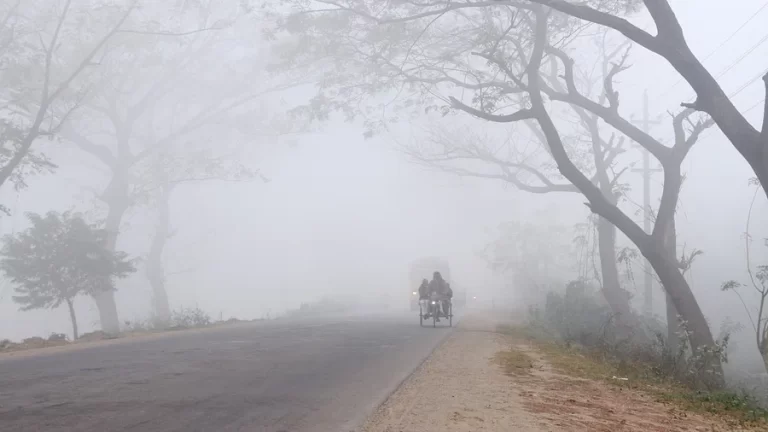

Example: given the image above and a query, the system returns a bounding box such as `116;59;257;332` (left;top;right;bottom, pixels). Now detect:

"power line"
657;1;768;97
650;53;768;128
744;97;766;115
714;31;768;80
701;1;768;63
659;29;768;108
647;66;767;136
728;67;768;99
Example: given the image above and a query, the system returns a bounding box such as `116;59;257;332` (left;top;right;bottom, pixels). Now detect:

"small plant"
658;391;768;426
170;307;211;328
47;333;67;342
123;319;151;333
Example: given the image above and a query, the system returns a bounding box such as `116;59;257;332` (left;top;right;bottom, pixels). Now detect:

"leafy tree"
0;211;135;339
60;2;294;332
0;0;137;197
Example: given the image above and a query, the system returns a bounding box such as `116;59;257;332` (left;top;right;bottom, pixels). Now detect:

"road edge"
346;313;461;432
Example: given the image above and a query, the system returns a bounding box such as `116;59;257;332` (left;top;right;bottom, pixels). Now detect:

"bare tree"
504;0;768;201
267;1;722;380
132;150;266;324
406;34;651;341
722;179;768;371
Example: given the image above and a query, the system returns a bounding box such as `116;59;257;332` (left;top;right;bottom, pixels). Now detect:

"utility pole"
630;91;662;318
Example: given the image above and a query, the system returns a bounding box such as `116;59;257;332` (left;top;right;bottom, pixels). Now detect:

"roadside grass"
492;349;534;376
495;323;768;429
0;309;261;355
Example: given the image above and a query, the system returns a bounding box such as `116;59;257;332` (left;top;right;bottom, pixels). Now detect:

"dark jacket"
418;281;429;299
428;278;448;296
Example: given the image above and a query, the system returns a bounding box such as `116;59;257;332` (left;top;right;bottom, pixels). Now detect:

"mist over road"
0;313;453;432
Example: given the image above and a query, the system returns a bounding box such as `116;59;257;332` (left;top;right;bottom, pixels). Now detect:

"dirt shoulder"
362;314;763;432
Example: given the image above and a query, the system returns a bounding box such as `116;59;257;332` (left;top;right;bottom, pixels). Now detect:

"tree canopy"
0;211;135;338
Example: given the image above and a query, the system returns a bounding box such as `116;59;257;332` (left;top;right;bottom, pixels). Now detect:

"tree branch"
0;0;73;188
762;73;768;140
516;0;761;167
543;46;672;163
652;109;711;243
60;127;117;168
132;80;303;164
671;109;714;162
508;0;660;50
525;6;650;249
448;96;534;123
319;0;532;25
0;1;135;189
48;2;136;104
414;154;574;194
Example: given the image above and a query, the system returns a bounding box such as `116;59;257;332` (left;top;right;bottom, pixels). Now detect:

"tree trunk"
641;244;713;353
514;6;720;383
535;112;721;377
596;216;649;343
666;293;679;350
587;117;649;345
759;149;768;203
146;183;174;325
663;218;681;354
93;174;130;334
66;298;79;340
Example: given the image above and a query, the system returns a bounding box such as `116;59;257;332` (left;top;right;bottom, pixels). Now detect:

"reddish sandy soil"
362;315;761;432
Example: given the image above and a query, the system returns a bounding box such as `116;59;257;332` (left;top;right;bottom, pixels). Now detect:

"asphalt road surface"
0;313;454;432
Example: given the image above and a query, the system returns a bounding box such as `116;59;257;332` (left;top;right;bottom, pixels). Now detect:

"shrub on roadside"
528;281;730;391
517;282;768;425
170;307;211;328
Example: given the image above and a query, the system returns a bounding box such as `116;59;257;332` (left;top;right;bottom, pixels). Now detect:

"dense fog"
0;0;766;384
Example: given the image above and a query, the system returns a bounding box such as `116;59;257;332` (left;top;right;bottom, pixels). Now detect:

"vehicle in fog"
408;257;450;311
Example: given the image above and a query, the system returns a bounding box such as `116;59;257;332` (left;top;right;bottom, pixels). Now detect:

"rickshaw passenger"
418;278;429;300
428;271;450;321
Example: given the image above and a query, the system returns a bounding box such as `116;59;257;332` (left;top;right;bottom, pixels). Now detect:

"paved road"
0;313;454;432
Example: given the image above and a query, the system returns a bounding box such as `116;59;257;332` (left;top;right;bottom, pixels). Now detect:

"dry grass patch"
493;348;534;376
496;323;768;430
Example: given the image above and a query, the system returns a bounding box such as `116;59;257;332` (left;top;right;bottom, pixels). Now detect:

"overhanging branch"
448;96;534;123
525;6;651;249
544;46;672;163
61;127;117;168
